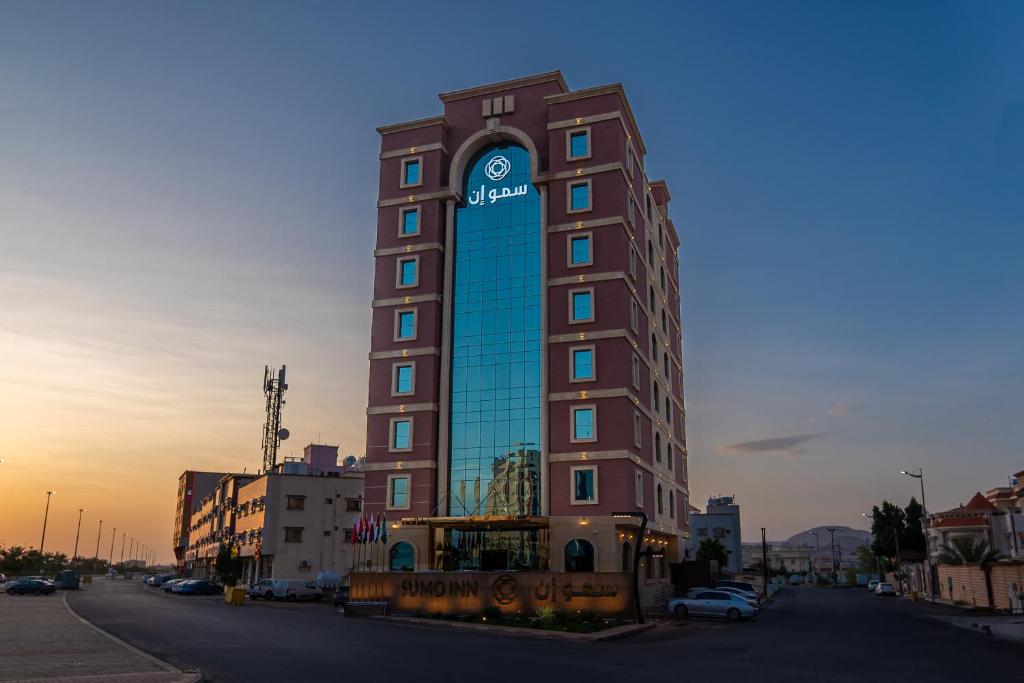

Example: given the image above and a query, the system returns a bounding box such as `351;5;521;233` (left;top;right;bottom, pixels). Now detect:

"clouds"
715;432;830;456
827;401;856;417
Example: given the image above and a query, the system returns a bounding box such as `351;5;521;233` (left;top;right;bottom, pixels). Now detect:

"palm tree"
937;537;1000;565
696;538;729;565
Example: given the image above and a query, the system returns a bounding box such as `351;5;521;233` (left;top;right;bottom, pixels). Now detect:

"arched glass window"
667;444;673;471
665;397;672;422
653;381;660;407
389;542;415;571
621;542;632;572
649;286;655;310
644;546;654;580
657;484;664;515
565;539;594;572
669;490;676;518
655;433;662;462
663;351;669;377
650;333;657;360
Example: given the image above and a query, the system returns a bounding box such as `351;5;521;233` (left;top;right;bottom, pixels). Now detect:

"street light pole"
614;511;662;624
94;520;103;560
901;468;933;598
39;491;56;556
109;527;117;563
810;531;821;580
72;508;86;565
120;532;126;565
826;527;838;584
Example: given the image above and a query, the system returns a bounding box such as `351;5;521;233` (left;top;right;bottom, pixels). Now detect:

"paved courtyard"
0;583;195;683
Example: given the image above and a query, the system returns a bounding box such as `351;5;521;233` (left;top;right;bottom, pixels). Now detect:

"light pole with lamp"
39;491;56;556
613;511;665;624
94;520;103;560
72;508;86;565
901;468;933;598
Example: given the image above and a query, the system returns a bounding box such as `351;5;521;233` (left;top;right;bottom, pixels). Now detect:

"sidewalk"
0;590;198;682
904;594;1024;644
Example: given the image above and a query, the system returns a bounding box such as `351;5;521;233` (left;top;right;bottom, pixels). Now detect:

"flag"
357;513;366;544
374;513;382;543
381;512;388;544
367;513;376;544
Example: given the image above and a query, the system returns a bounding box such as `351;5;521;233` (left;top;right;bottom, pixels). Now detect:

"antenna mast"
261;364;289;473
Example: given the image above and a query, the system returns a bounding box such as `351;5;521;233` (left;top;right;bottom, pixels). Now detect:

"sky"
1;1;1022;557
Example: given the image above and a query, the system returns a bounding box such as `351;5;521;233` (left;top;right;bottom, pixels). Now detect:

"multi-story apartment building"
234;465;363;584
689;496;742;574
173;470;231;572
364;71;688;584
179;445;365;583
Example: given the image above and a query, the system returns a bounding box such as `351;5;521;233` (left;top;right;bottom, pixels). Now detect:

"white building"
688;495;743;574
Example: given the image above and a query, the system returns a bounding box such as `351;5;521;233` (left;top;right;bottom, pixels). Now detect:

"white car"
271;579;323;602
867;579;880;591
669;590;757;621
874;582;897;596
717;586;761;607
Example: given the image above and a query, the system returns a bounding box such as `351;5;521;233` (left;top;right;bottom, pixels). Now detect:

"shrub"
577;609;600;623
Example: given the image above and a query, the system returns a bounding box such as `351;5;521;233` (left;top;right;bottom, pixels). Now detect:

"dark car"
172;580;220;595
7;579;56;595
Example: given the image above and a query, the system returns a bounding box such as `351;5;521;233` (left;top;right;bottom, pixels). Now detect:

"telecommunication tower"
261;365;289;473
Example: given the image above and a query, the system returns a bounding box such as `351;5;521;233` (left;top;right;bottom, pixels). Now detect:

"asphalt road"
68;579;1024;682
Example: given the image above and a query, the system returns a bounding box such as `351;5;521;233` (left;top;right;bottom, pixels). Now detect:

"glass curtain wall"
448;143;542;517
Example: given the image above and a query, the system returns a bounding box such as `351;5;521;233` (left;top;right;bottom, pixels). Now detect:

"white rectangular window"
392;362;415;396
570;346;595;382
569;289;594;323
630;299;638;332
570;405;596;443
388;475;410;509
389;418;413;452
633;411;642;448
400;157;422;188
396;256;419;288
634;470;644;507
398;206;420;237
632;354;641;389
570;465;598;504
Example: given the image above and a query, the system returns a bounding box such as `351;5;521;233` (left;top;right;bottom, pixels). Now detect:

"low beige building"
234;469;364;584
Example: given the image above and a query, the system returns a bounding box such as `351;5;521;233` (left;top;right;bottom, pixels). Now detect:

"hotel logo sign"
484;155;511;181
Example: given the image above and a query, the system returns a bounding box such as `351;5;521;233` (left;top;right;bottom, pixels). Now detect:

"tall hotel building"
365;72;688;581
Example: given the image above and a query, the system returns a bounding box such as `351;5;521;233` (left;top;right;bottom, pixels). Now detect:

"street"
65;579;1024;682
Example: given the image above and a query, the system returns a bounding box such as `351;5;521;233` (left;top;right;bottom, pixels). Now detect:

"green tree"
869;500;905;567
214;543;242;585
937;537;1000;565
902;498;926;554
855;544;879;574
696;538;729;565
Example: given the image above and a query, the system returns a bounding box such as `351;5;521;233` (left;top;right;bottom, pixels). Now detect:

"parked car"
271;579;323;602
105;568;117;578
867;579;880;592
716;586;761;607
162;578;188;592
6;579;56;595
0;573;7;583
248;579;276;600
172;580;221;596
669;590;757;621
875;582;897;596
789;575;803;586
148;573;177;587
714;580;759;595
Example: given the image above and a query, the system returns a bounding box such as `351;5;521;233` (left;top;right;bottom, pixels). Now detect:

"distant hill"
784;526;872;566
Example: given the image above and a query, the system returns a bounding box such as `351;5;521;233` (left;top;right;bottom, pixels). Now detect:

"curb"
62;592;202;682
375;615;656;641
